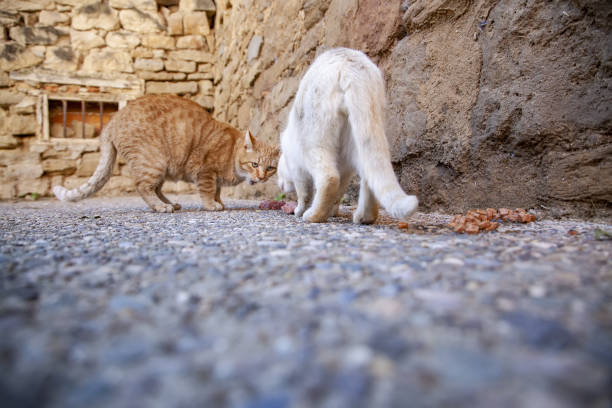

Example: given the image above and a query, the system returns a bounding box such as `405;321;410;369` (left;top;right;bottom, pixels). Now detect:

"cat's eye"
266;166;276;172
251;162;258;168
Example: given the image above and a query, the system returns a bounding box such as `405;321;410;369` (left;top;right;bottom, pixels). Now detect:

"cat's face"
237;130;279;185
277;153;295;192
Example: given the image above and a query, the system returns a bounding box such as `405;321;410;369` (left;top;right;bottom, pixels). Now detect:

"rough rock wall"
0;0;216;200
214;0;612;218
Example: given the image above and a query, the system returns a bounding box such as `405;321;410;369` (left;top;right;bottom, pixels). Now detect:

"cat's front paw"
172;203;182;211
294;204;306;217
154;203;175;213
202;201;224;211
302;208;329;223
352;211;377;225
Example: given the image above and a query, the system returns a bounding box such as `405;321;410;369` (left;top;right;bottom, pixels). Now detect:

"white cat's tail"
343;71;418;221
53;133;117;202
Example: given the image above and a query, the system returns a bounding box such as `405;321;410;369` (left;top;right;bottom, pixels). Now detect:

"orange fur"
53;95;279;212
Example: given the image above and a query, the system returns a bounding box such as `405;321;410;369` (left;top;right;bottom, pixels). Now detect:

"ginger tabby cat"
54;95;279;212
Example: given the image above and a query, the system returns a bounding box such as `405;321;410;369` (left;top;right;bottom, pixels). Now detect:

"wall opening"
47;98;119;140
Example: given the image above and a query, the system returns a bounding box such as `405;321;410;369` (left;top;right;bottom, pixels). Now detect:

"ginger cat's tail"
342;72;418;221
53;132;117;202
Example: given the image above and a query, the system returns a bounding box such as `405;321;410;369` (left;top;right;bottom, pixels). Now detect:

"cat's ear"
244;129;255;152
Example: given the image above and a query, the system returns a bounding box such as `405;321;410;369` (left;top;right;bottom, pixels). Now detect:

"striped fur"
53;95;279;212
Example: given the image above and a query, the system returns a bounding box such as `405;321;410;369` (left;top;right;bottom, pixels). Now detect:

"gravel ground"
0;195;611;408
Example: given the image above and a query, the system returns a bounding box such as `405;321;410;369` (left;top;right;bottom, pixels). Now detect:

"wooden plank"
9;69;144;91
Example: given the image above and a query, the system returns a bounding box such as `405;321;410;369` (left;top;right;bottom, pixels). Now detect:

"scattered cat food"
568;229;579;236
281;201;298;214
397;222;409;229
448;208;536;234
258;200;286;210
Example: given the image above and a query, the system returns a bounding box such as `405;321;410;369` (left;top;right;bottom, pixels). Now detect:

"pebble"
0;196;609;408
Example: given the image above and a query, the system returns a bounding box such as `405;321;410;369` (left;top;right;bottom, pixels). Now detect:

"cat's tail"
53;132;117;202
342;70;418;221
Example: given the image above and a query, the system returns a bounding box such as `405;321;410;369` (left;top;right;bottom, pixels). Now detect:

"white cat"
278;48;418;223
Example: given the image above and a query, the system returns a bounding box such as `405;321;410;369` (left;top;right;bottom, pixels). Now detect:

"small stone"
176;35;205;49
164;59;196;73
529;285;547;298
183;12;210;36
134;58;164;72
38;11;70;26
145;81;198;95
167;12;184;35
247;35;263;62
119;9;164;33
281;201;297;214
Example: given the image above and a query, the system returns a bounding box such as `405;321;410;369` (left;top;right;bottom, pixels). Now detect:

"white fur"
278;48;418;223
53;129;116;202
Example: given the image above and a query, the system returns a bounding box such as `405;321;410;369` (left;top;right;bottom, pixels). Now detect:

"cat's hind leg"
155;184;181;211
293;177;313;218
214;186;224;208
196;172;224;211
302;161;340;223
136;180;175;213
353;178;379;224
332;173;353;217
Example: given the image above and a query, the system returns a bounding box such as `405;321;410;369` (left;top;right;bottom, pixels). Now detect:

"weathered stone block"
0;90;24;106
4;114;37;135
167;12;183;35
44;46;79;71
179;0;215;16
56;0;84;6
0;181;16;199
0;151;39;166
82;48;133;73
146;81;198;94
165;59;196;73
134;58;164;72
17;178;50;197
193;94;213;110
72;1;120;31
70;29;105;50
119;9;164;33
167;49;213;62
0;135;20;149
43;159;77;175
110;0;157;10
0;42;44;71
0;0;52;12
76;152;100;176
0;72;8;88
176;35;205;49
247;35;263;62
132;47;154;58
10;96;36;114
187;72;213;80
183;12;209;36
38;11;71;26
99;175;134;193
198;79;213;95
142;34;175;49
137;71;186;80
106;31;140;48
0;9;20;25
6;162;44;179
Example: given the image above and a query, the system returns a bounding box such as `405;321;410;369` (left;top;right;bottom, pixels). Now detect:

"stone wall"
213;0;612;218
0;0;216;200
2;0;611;218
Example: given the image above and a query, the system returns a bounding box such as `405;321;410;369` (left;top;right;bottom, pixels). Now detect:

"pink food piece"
258;200;285;210
281;201;298;214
